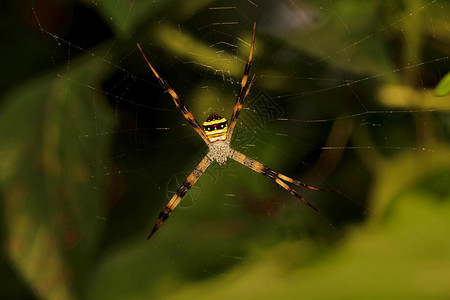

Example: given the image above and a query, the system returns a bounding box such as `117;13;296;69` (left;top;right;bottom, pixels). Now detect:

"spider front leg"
230;150;334;211
148;155;213;239
137;44;210;145
226;22;256;142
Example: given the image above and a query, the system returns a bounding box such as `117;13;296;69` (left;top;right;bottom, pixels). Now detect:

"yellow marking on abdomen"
203;118;227;126
203;114;228;142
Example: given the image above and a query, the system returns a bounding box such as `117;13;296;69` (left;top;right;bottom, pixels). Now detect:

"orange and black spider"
137;22;333;239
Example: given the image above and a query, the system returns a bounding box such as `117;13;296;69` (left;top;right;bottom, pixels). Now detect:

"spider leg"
230;150;333;211
137;44;210;145
226;22;256;142
277;174;335;192
148;154;213;239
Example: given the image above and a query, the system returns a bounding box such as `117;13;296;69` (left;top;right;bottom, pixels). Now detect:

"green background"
1;0;450;299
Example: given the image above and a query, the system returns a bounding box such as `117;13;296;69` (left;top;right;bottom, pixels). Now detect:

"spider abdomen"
202;113;228;142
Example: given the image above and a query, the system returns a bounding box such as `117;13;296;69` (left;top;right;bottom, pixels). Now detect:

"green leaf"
0;51;114;300
435;72;450;97
92;0;174;36
377;84;450;109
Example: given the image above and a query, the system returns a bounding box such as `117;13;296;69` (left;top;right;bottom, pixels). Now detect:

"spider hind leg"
147;155;212;239
278;174;336;192
230;150;333;211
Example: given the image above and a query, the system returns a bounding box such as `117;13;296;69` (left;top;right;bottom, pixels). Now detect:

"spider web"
2;0;450;299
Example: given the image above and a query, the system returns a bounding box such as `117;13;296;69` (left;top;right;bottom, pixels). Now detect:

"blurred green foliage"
1;0;449;299
435;72;450;97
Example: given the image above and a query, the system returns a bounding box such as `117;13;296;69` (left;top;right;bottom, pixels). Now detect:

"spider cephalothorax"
207;140;232;165
137;22;334;239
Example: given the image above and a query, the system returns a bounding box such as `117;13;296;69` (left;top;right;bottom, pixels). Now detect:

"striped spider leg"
147;155;212;239
230;150;334;211
226;21;256;142
137;44;210;145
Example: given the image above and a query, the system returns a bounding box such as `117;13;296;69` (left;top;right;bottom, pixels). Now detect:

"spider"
137;22;333;239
